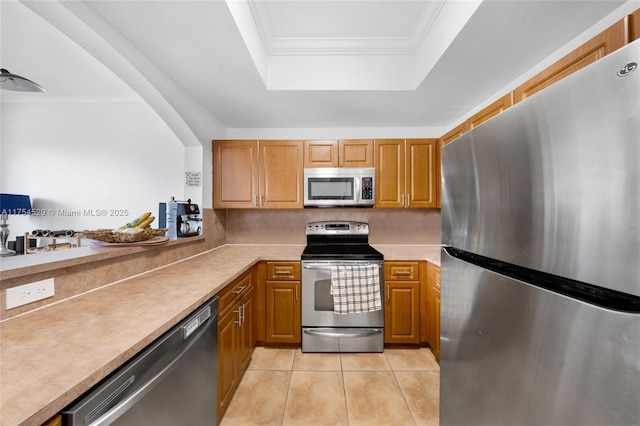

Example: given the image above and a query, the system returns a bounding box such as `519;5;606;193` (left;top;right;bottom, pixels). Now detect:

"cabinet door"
238;286;255;372
466;93;513;131
434;288;441;360
42;415;62;426
514;20;626;103
426;263;441;359
217;307;239;420
339;139;374;168
213;140;258;208
384;281;420;344
375;139;404;208
265;281;301;344
259;140;303;208
631;8;640;42
303;140;338;168
440;122;467;147
405;139;438;208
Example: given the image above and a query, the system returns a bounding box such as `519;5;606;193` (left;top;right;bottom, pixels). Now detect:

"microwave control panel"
361;177;373;200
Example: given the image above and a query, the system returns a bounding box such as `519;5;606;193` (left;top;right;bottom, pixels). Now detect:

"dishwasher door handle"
89;312;217;426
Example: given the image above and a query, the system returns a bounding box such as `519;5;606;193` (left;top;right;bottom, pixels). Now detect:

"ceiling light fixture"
0;68;46;92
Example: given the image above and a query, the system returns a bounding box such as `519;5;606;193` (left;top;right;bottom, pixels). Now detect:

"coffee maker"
159;199;202;238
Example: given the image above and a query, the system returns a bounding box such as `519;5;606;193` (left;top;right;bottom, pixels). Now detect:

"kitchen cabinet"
426;262;441;360
217;271;255;423
631;8;640;42
466;93;513;131
384;262;420;345
303;139;374;168
42;415;62;426
213;140;303;209
513;19;626;103
265;262;301;344
440;122;467;147
375;139;439;208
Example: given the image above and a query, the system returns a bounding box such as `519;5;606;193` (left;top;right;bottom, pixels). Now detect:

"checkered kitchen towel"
330;264;382;315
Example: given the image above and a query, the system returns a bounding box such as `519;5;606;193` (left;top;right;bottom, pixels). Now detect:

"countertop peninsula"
0;243;440;426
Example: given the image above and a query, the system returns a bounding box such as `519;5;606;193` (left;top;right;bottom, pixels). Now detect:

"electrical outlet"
6;278;55;310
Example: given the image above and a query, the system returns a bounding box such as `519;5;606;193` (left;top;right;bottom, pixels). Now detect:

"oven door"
301;260;384;327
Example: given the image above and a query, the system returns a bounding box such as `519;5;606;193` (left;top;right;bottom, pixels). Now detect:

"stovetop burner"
301;221;383;261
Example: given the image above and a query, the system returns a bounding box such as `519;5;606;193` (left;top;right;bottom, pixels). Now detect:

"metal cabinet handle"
387;285;390;299
295;285;298;301
394;271;412;276
275;270;290;275
234;309;241;325
233;285;247;295
401;193;405;207
406;193;410;207
240;304;245;324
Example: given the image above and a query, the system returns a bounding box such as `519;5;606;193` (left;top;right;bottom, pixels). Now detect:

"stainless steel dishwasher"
62;296;218;426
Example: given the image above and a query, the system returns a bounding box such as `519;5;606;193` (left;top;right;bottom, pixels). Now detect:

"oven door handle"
303;263;381;270
303;264;335;270
303;328;382;338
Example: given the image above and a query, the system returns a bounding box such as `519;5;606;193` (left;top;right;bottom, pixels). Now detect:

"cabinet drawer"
266;262;301;281
218;271;252;314
385;262;420;281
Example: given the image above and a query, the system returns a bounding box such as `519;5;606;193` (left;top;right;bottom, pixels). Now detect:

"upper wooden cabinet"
304;139;374;168
630;8;640;42
375;139;439;208
466;93;513;131
439;122;467;147
514;19;626;103
213;140;303;209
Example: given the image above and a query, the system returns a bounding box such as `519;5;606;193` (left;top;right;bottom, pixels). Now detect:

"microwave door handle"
355;177;361;203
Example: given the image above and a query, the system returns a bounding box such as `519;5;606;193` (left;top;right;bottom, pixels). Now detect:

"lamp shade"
0;194;32;215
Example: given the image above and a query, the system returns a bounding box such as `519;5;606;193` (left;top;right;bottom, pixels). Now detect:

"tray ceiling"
1;0;634;138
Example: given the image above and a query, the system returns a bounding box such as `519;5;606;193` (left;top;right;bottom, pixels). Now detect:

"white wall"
1;99;187;238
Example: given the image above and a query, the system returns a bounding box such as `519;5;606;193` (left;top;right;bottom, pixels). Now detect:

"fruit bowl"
82;228;168;243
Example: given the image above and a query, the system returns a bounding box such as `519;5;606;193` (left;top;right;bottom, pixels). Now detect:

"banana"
119;212;151;229
136;216;155;229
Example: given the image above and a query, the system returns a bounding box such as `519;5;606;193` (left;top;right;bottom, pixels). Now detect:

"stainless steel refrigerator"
440;39;640;426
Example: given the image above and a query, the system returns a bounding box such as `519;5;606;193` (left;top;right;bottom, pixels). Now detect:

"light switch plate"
6;278;55;310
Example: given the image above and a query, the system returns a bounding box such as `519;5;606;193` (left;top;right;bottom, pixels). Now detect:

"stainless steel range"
301;221;384;352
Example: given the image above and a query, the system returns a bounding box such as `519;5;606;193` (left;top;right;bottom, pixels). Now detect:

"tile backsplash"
224;209;441;245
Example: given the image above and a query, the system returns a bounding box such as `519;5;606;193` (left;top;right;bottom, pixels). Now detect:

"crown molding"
249;0;446;56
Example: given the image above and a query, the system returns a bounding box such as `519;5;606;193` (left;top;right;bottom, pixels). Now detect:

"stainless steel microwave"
303;167;375;207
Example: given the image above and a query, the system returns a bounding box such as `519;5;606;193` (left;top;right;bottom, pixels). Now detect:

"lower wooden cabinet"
384;262;420;345
265;262;301;344
42;415;61;426
426;262;441;359
217;271;255;423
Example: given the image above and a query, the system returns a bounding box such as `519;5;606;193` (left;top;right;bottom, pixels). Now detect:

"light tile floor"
220;347;440;426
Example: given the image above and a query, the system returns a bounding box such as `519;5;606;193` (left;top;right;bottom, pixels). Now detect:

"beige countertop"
0;243;440;426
